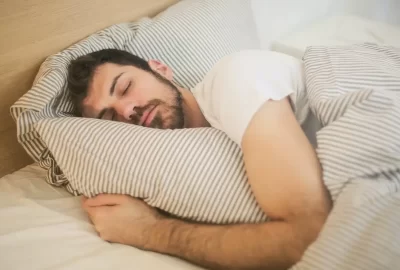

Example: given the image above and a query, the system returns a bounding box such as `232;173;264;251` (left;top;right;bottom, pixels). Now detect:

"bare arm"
84;98;331;270
145;98;331;269
150;216;307;269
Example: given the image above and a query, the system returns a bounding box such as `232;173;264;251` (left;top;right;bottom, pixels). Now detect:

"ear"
148;60;174;81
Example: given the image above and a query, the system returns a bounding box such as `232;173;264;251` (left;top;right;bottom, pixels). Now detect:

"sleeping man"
67;49;332;270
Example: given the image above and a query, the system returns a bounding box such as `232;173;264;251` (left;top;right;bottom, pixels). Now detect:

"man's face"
82;62;184;129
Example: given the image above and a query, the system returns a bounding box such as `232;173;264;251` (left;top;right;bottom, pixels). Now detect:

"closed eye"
122;81;132;96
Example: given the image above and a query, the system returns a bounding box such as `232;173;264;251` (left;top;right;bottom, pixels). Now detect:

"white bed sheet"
0;164;203;270
271;15;400;59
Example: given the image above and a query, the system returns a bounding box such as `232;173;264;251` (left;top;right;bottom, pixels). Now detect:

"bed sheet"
0;164;203;270
271;15;400;59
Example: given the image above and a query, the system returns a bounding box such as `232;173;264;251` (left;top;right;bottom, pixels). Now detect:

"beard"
131;72;184;129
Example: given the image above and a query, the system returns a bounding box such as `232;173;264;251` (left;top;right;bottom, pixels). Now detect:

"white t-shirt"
192;50;317;147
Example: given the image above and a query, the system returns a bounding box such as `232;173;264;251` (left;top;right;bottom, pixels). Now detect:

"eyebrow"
96;72;124;119
110;72;124;95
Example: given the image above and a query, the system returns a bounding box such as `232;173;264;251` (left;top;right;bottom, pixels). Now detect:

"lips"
140;105;157;127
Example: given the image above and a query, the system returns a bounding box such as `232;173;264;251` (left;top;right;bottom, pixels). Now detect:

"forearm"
146;218;317;270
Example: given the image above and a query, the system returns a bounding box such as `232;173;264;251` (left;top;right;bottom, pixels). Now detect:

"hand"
82;194;164;249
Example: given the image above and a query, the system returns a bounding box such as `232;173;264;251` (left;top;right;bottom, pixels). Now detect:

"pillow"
11;0;263;224
36;117;267;224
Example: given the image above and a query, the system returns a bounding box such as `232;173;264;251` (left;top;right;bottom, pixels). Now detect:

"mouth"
140;105;157;127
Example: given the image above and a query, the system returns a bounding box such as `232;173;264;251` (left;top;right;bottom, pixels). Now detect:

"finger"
84;205;97;221
81;196;94;212
86;205;115;222
81;196;88;204
84;194;128;207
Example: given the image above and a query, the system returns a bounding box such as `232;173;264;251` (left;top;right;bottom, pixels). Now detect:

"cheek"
133;82;164;103
148;83;167;100
126;88;147;107
160;104;177;120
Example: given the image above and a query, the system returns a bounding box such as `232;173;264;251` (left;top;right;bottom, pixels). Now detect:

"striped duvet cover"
291;43;400;270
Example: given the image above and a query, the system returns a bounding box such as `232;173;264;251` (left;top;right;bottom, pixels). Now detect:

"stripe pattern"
36;117;267;224
291;43;400;269
10;0;259;196
10;0;263;224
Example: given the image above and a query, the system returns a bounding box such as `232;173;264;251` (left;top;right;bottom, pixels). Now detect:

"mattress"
0;163;203;270
271;15;400;59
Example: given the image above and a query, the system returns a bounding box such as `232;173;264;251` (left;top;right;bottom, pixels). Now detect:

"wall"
251;0;400;49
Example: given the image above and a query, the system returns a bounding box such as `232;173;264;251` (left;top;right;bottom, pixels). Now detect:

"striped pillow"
36;118;267;224
12;0;263;224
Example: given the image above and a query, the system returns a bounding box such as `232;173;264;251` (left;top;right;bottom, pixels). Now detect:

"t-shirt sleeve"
203;50;304;146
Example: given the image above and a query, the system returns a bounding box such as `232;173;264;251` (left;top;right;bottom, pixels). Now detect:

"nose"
114;100;134;121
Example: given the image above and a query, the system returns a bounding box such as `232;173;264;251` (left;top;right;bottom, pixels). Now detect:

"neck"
179;87;209;128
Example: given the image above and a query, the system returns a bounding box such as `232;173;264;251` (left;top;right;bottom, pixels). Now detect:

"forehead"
89;62;152;92
81;63;125;117
91;63;126;90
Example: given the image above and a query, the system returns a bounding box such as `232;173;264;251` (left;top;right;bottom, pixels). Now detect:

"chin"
160;122;179;130
155;111;184;130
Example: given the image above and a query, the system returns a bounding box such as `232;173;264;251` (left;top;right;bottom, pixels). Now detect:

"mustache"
130;100;163;124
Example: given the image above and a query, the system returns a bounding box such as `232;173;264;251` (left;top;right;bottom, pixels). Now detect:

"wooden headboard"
0;0;179;177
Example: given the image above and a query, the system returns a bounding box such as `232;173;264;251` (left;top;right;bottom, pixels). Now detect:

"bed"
0;164;202;269
0;1;203;269
1;1;400;269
